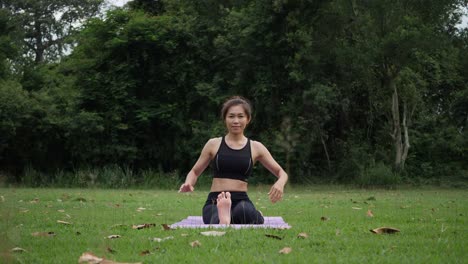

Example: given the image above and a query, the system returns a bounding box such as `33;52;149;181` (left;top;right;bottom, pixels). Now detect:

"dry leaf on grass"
1;195;4;202
335;229;341;236
352;207;362;210
190;240;201;248
139;250;151;256
320;216;329;221
161;224;173;230
279;247;292;254
31;231;55;237
78;252;142;264
150;236;174;242
297;232;308;239
370;227;400;234
111;224;127;229
136;207;146;212
181;233;189;237
11;247;26;253
57;220;72;225
200;231;226;237
265;234;282;240
132;223;155;230
107;235;121;239
367;210;374;217
58;209;65;213
78;252;103;263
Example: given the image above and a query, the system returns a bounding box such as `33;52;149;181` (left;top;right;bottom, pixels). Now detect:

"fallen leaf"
367;210;374;217
78;252;103;263
30;198;39;203
1;195;4;202
11;247;26;253
20;209;29;213
111;224;127;229
150;236;173;242
31;231;55;237
335;229;341;236
352;207;362;210
156;213;163;216
107;235;121;239
370;227;400;234
200;231;226;237
190;240;201;247
279;247;292;254
78;252;142;264
57;209;65;213
57;220;72;225
139;250;151;256
161;224;172;230
320;216;329;221
265;234;282;240
136;207;146;212
297;232;308;239
181;233;189;237
132;223;155;230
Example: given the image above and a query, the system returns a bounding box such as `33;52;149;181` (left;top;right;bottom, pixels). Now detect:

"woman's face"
225;104;250;134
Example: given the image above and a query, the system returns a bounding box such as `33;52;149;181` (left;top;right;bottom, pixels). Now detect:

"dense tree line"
0;0;467;186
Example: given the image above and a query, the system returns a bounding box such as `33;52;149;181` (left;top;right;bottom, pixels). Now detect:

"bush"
140;168;180;189
356;162;400;188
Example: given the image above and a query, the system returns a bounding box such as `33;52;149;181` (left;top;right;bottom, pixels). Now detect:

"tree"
1;0;104;64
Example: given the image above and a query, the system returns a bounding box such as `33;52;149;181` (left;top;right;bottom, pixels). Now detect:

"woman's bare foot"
217;192;231;225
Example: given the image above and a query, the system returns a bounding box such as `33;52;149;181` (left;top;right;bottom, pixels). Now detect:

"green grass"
0;186;467;263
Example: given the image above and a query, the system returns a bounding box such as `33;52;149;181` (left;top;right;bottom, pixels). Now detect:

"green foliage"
1;0;104;63
356;162;400;188
0;0;467;186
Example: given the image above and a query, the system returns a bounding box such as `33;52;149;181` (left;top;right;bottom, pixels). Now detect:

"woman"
179;96;288;225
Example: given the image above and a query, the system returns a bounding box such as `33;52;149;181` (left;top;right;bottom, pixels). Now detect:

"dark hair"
221;96;252;120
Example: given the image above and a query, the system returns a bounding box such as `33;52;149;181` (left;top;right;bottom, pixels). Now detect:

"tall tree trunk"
34;19;44;64
320;133;331;172
390;79;403;171
401;102;410;169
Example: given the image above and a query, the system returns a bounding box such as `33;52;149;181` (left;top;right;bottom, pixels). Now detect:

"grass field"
0;186;467;263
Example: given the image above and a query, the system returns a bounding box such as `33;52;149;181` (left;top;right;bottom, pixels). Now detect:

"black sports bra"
212;136;253;182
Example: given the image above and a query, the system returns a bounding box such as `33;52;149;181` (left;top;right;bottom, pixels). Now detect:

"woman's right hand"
178;183;194;193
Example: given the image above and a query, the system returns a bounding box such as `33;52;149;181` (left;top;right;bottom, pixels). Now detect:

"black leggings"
202;192;264;224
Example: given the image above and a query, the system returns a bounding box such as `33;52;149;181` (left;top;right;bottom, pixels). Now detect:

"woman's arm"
179;139;217;192
254;141;289;203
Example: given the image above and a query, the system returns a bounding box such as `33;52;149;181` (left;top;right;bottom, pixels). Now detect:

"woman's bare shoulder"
205;137;222;150
251;139;266;149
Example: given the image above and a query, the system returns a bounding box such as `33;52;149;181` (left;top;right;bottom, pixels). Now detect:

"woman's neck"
226;133;246;142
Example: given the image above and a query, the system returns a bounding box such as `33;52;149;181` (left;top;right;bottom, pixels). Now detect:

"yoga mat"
170;216;291;229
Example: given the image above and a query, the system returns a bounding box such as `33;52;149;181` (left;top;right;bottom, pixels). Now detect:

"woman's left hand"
268;182;284;203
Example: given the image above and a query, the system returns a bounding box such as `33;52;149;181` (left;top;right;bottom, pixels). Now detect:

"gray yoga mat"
170;216;291;229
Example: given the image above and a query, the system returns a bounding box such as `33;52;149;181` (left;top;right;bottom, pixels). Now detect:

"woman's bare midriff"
210;178;248;192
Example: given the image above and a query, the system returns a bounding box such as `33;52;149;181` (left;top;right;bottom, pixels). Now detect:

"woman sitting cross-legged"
179;96;288;225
